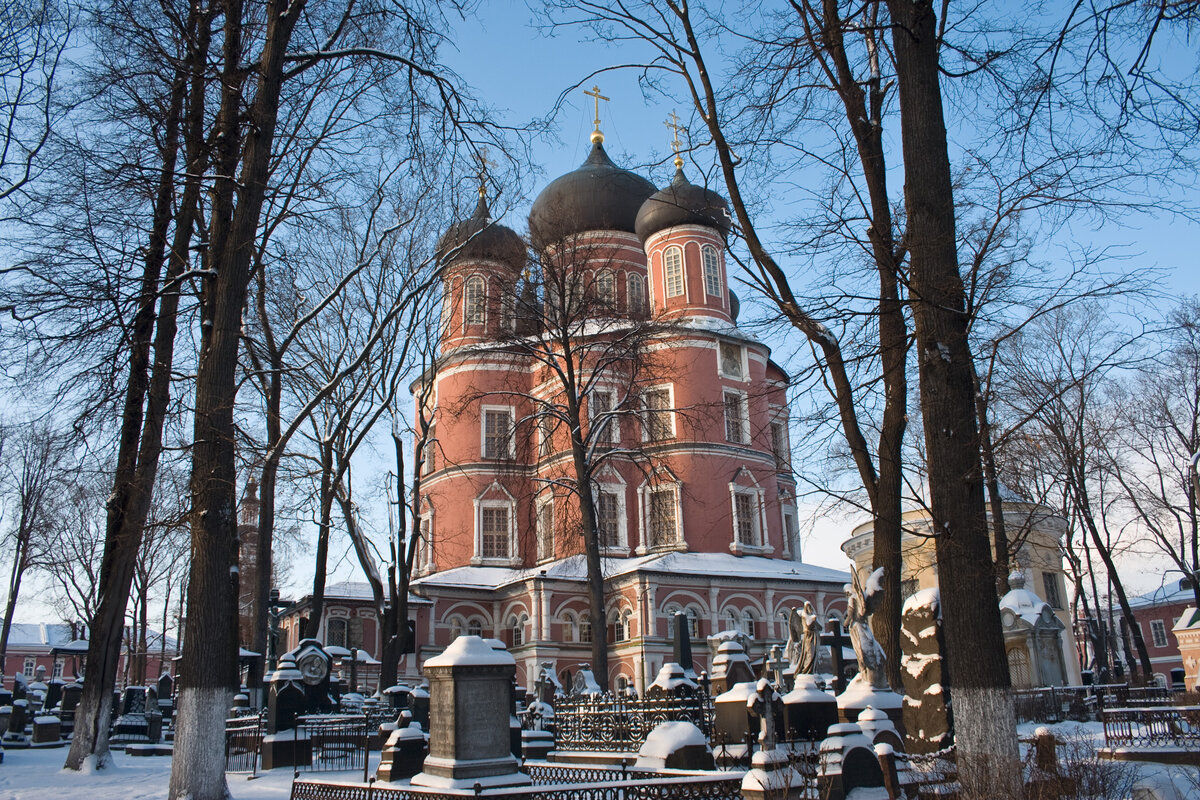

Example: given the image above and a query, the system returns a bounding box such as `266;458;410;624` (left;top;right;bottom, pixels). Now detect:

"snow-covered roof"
4;623;76;648
1128;581;1198;610
412;552;850;592
999;574;1053;627
1172;607;1200;631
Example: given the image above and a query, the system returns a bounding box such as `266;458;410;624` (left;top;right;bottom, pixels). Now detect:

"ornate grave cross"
584;84;610;143
751;678;778;752
767;644;788;690
821;617;853;695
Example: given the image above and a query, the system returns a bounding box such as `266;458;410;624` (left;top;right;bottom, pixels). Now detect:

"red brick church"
278;121;850;692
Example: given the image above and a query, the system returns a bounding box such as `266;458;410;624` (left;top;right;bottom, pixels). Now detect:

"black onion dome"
634;166;732;242
528;141;656;250
437;194;526;271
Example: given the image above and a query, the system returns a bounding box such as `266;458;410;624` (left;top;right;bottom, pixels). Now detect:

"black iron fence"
289;774;745;800
1013;683;1176;723
225;716;262;774
553;689;713;753
298;714;371;775
1102;705;1200;750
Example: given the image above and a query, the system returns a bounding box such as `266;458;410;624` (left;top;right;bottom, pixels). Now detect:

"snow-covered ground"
0;726;1195;800
0;747;381;800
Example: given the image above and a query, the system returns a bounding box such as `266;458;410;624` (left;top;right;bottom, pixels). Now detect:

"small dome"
634;166;732;242
528;141;656;250
437;194;526;271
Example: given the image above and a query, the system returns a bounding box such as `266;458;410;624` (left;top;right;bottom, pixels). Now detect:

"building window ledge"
728;542;772;557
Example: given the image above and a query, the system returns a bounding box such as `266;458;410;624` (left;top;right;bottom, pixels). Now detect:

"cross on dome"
584;84;610;144
664;110;684;169
474;147;497;199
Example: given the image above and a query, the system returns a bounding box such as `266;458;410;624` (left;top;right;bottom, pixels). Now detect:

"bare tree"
0;420;67;662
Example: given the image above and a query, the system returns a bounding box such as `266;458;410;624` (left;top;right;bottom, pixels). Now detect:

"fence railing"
224;716;262;774
1013;683;1177;723
289;774;746;800
1102;705;1200;750
553;689;713;753
297;714;371;776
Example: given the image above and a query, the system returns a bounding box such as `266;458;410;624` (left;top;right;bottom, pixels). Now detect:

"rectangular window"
649;489;677;547
597;491;620;548
703;246;722;297
783;510;798;557
419;516;432;568
664;247;684;297
1150;619;1168;648
724;391;748;444
422;438;436;474
539;415;553;457
52;659;63;679
770;421;789;471
719;342;744;379
482;507;509;559
734;492;758;545
1041;572;1063;609
483;408;513;459
23;658;34;678
643;388;673;441
591;390;615;444
536;502;554;561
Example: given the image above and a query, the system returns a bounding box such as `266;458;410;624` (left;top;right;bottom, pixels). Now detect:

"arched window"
499;285;515;330
596;270;616;307
510;614;527;648
702;245;722;297
627;273;647;314
579;613;593;643
663;247;684;297
559;612;576;643
464;276;485;326
467;619;483;637
608;609;630;642
740;610;757;639
449;616;464;640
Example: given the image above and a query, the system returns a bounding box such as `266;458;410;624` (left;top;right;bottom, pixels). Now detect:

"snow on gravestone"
635;720;714;771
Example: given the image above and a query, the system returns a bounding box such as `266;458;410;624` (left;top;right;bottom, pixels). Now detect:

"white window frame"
464;275;486;327
723;389;749;445
719;341;746;380
596;270;616;307
702;244;722;297
772;417;792;472
590;388;617;445
781;502;799;560
510;614;528;647
664;246;685;298
729;473;770;556
538;414;554;458
594;487;628;552
627;273;647;314
23;658;35;678
473;488;518;566
481;405;515;460
640;482;682;552
1150;619;1168;648
418;511;435;573
536;497;555;563
641;384;675;442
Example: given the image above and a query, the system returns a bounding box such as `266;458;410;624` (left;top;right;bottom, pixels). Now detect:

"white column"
765;588;776;640
709;586;720;630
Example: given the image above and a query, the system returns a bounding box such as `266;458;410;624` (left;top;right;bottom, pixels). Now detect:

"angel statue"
846;567;890;691
784;602;822;674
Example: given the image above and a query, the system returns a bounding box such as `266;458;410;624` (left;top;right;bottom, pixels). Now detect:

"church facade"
400;125;849;691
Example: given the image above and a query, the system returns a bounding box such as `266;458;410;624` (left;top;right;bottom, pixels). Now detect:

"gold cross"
475;147;496;198
664;111;684;168
584;84;610;143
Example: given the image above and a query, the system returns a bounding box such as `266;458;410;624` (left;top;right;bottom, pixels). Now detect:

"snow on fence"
1101;705;1200;750
224;715;263;774
553;689;713;752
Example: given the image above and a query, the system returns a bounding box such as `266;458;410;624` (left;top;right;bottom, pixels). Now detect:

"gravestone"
31;714;62;745
4;698;30;747
900;588;950;754
741;679;803;800
113;685;160;743
782;674;838;741
377;721;427;782
292;639;334;715
261;655;314;770
44;678;64;711
817;723;884;800
646;662;697;696
635;721;715;771
710;639;755;695
59;681;82;736
383;684;412;713
410;636;531;790
713;680;758;763
673;611;696;677
409;684;430;730
29;666;48;713
157;673;174;720
571;668;602;695
0;674;12;708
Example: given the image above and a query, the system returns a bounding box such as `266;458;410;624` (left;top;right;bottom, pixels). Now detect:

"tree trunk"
303;440;335;641
169;0;302;796
568;401;609;691
973;362;1012;593
883;0;1019;792
65;4;206;766
0;537;29;662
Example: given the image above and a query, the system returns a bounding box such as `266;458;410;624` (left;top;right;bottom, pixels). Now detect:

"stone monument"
410;636;531;790
261;655;313;770
900;588;951;754
836;569;902;730
741;678;803;800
